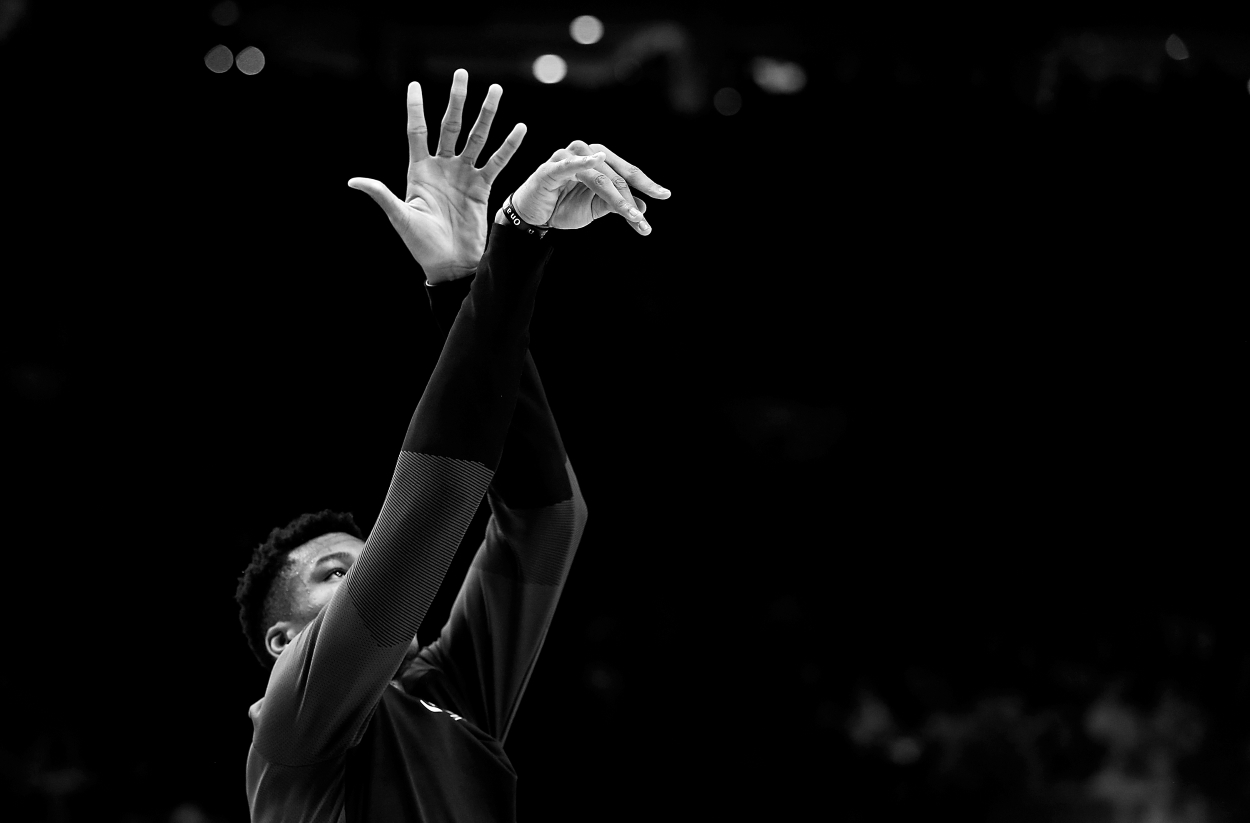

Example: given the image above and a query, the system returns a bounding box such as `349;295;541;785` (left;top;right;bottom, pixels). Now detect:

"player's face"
265;532;364;659
288;531;365;618
269;532;423;661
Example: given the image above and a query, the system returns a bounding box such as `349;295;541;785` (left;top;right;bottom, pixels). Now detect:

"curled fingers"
589;143;670;199
538;151;605;188
576;166;650;234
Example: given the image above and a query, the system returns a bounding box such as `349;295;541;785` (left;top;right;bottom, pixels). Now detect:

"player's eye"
326;568;346;580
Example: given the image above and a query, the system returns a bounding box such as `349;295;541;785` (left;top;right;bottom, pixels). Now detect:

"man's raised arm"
412;141;669;743
250;93;613;769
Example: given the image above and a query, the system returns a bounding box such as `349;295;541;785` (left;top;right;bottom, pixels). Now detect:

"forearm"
404;223;550;462
425;254;570;508
352;220;555;646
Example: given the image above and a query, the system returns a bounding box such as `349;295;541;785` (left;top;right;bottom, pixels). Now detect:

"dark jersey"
245;223;587;822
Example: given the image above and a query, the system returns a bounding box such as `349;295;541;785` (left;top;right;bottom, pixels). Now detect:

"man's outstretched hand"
348;70;526;283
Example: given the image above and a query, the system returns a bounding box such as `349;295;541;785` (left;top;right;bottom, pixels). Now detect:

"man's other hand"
508;141;670;234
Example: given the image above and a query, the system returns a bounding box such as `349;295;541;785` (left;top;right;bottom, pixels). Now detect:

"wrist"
500;195;550;239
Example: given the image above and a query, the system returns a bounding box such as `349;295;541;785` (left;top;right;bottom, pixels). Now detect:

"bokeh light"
888;736;923;765
713;87;742;116
751;57;807;94
235;46;265;76
533;54;568;84
210;1;239;26
204;44;233;74
570;15;604;45
1164;34;1189;61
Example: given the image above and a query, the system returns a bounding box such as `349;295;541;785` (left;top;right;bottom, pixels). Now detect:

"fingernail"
628;208;643;221
640;220;651;233
658;188;670;196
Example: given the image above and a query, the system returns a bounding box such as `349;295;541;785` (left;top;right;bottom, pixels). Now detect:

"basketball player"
234;69;670;822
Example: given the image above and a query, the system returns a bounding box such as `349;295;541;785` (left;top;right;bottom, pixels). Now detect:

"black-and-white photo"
4;2;1247;820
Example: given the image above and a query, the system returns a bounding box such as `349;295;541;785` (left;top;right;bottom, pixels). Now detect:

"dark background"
3;1;1248;821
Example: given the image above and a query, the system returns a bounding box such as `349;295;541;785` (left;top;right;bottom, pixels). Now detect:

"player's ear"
265;621;298;660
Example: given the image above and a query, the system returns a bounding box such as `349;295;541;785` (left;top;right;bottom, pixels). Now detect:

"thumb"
347;177;405;221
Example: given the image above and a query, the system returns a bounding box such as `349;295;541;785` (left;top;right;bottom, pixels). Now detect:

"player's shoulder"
248;696;265;726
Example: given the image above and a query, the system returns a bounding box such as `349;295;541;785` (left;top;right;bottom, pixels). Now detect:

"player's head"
235;509;365;669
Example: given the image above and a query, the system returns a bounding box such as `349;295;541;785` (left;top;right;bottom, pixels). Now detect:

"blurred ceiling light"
236;46;265;75
204;44;233;74
713;87;742;116
1164;34;1189;61
570;14;604;45
533;54;568;84
751;57;807;94
210;1;239;26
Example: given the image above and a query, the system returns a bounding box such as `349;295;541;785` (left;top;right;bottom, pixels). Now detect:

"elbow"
566;461;588;528
569;479;588;528
571;497;588;547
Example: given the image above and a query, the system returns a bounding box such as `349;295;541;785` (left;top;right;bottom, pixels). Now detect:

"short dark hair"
235;509;364;669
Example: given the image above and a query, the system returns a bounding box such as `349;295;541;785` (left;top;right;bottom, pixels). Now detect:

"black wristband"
502;198;550;240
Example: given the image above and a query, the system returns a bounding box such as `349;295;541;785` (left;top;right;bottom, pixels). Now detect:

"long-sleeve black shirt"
245;223;588;823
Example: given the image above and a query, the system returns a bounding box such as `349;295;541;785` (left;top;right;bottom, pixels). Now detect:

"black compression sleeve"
403;224;553;466
426;270;571;508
